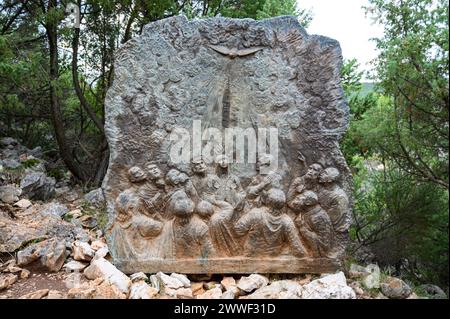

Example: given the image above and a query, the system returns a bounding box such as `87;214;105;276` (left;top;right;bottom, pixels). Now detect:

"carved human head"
305;163;323;180
146;164;162;180
300;191;319;207
115;189;139;220
178;172;189;184
128;166;147;183
318;167;340;184
192;157;207;174
215;154;230;169
265;188;286;210
256;153;275;173
166;169;181;185
196;200;214;219
173;197;194;219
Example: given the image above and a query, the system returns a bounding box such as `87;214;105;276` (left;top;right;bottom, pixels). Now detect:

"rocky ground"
0;137;447;300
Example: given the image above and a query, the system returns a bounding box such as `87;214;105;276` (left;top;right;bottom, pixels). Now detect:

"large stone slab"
103;15;351;274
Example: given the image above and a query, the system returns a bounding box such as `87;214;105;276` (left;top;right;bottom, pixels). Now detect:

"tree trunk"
71;13;104;133
46;0;86;182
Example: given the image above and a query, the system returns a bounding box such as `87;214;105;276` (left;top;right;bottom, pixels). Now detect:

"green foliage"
351;164;449;287
21;158;40;168
341;60;381;162
340;0;449;289
80;200;108;231
219;0;312;26
366;0;449;189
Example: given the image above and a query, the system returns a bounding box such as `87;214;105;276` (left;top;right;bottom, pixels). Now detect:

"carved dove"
207;45;263;58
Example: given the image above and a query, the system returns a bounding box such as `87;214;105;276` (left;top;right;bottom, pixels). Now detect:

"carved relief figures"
103;16;352;273
235;188;307;257
110;160;349;261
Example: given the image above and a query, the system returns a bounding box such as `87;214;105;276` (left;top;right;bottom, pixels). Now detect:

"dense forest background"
0;0;448;291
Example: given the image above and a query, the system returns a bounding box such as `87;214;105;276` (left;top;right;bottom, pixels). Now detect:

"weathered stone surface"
78;215;98;229
93;246;109;260
130;272;148;282
165;287;194;299
40;202;68;218
0;260;16;272
237;274;269;293
301;272;356;299
2;158;20;169
20;269;30;279
103;15;351;274
348;263;380;289
0;137;18;147
67;284;96;299
64;260;88;272
245;280;302;299
221;290;236;299
91;239;107;251
17;237;67;272
156;272;184;289
72;241;95;261
174;287;194;299
20;171;55;201
0;204;83;253
129;281;159;299
191;282;203;293
349;281;365;296
46;290;66;299
197;287;223;299
419;284;447;299
2;264;22;273
68;278;127;299
19;289;49;299
0;185;21;204
0;273;18;290
14;198;32;209
348;263;369;278
83;258;131;295
84;188;105;207
203;281;221;290
380;277;412;299
221;276;237;291
170;273;191;288
149;274;161;291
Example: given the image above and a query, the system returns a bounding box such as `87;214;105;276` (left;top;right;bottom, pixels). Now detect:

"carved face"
215;155;229;168
128;166;147;183
318;167;340;184
192;160;207;174
166;169;181;185
305;164;323;181
295;191;318;209
265;188;286;210
173;198;194;218
115;190;138;222
147;164;162;179
178;172;189;183
196;200;214;219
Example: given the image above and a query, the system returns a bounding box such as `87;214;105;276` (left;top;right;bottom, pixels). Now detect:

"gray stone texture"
103;16;352;274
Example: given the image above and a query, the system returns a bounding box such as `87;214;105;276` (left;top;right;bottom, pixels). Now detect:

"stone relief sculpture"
289;190;334;258
247;154;282;208
318;167;351;232
213;155;246;209
103;16;352;273
111;168;164;259
235;188;307;258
